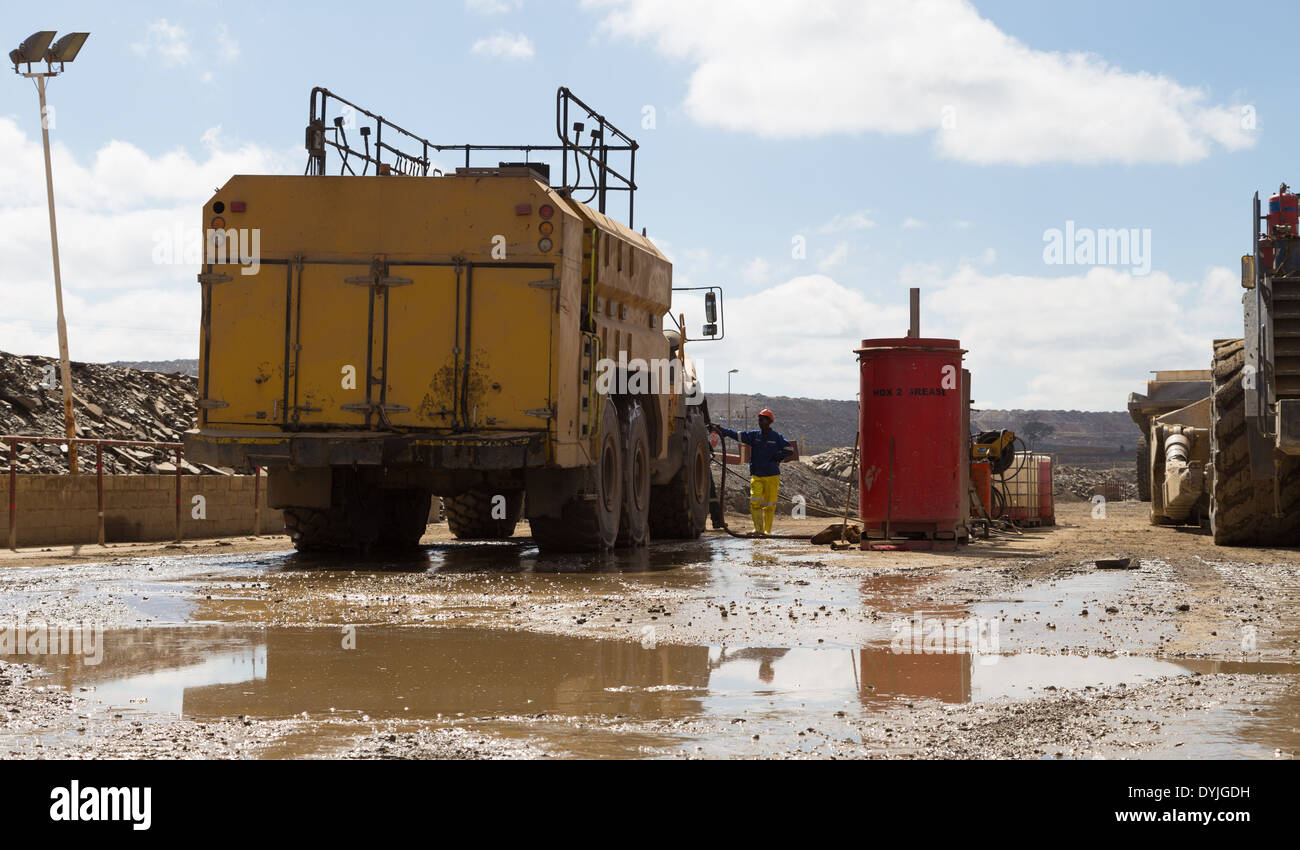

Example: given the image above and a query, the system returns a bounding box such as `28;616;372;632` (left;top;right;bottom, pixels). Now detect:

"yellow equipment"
184;87;724;552
970;429;1017;474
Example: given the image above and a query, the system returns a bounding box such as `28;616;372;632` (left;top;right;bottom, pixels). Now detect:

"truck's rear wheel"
530;398;623;552
284;487;431;552
283;505;352;552
1135;434;1151;502
1209;338;1300;545
617;399;650;547
445;487;524;540
379;489;432;549
649;412;710;539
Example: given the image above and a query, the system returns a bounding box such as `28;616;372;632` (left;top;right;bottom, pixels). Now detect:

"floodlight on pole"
46;32;89;64
11;29;89;474
9;30;55;67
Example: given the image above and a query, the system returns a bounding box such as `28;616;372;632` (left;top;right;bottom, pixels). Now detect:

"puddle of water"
263;537;743;576
6;625;1296;757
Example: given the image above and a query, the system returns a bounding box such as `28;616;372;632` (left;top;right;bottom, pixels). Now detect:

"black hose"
711;432;844;539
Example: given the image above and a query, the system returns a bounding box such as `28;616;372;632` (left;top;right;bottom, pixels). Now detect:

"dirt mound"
712;455;857;519
0;351;206;474
1052;465;1137;501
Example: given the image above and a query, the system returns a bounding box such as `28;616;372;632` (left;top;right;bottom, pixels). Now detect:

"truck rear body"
189;171;676;477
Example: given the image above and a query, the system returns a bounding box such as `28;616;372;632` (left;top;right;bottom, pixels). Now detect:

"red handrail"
2;434;188;550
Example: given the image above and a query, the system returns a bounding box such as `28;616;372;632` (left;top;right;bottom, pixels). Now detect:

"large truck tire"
530;398;623;552
284;486;432;552
445;487;524;540
378;489;433;549
283;505;353;552
1209;338;1300;545
616;399;651;547
648;411;711;539
1135;434;1151;502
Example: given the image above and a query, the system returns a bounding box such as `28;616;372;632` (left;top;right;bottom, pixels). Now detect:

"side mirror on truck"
671;285;725;342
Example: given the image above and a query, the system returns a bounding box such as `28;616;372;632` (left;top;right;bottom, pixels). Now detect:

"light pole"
10;30;89;474
727;369;739;431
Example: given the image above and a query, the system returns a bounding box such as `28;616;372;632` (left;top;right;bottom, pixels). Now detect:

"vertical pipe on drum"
7;441;15;550
908;288;920;338
96;442;104;546
174;447;182;542
886;437;894;541
253;465;262;536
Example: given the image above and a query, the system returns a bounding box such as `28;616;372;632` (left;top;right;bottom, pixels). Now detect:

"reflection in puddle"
271;537;745;575
8;627;1296;737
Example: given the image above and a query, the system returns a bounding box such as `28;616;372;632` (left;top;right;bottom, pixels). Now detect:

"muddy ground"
0;501;1297;759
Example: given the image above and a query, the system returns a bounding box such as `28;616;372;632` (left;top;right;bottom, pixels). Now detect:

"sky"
0;0;1284;410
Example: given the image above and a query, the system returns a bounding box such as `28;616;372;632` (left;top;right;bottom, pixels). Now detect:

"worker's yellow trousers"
749;475;780;533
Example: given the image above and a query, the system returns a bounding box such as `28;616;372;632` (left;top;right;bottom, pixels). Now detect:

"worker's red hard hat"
758;408;774;420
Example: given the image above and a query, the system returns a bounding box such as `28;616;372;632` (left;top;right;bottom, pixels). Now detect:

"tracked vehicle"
1132;184;1300;544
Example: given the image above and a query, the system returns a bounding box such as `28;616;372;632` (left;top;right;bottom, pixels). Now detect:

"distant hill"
705;393;1139;465
704;393;859;452
104;358;199;377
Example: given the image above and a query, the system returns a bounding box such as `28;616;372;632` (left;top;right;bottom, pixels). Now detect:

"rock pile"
805;446;858;483
805;444;1140;503
712;454;858;518
1052;465;1137;501
0;351;215;475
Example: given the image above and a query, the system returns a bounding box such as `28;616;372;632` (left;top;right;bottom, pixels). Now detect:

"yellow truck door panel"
292;263;372;425
203;263;288;425
464;265;554;429
385;265;460;428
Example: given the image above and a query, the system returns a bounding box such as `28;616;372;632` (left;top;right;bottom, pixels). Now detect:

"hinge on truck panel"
341;402;411;413
525;407;556;419
345;274;413;288
197;272;233;285
197;399;229;409
528;278;560;290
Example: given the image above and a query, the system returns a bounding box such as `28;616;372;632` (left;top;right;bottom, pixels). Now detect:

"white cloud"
0;118;297;362
740;257;771;286
467;0;523;12
902;217;926;229
919;263;1240;409
470;31;535;60
688;260;1243;409
216;25;241;62
132;19;192;66
590;0;1255;165
817;210;875;233
690;275;906;400
817;241;849;271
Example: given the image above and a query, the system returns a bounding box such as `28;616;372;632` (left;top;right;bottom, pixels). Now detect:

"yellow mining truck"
184;88;722;552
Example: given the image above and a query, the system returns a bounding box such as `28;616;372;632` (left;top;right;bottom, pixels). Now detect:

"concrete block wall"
1;473;283;548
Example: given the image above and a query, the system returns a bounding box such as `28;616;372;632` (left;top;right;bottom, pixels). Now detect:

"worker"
710;408;794;536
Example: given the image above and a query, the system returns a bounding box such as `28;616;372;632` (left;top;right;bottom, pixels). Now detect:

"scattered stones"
0;351;208;474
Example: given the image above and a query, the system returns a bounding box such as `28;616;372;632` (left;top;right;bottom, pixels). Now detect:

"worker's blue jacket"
715;426;793;477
